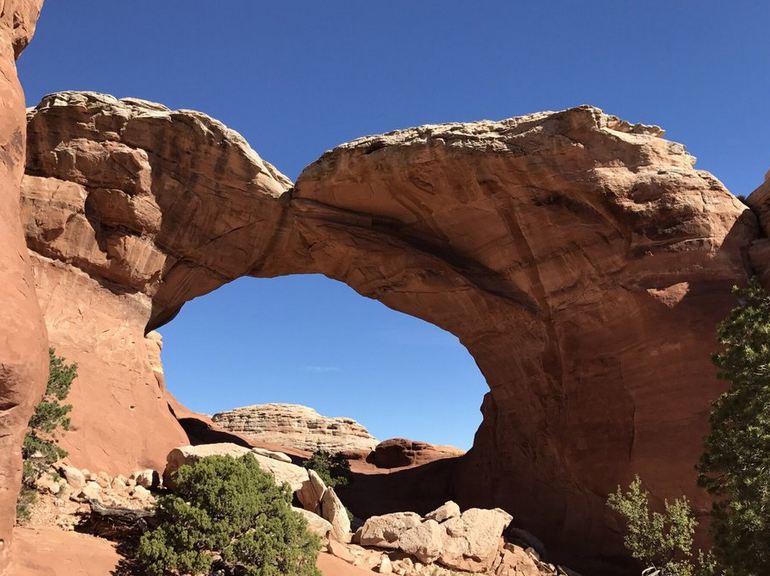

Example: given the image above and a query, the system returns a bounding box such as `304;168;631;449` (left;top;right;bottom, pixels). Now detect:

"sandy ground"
9;527;374;576
9;527;121;576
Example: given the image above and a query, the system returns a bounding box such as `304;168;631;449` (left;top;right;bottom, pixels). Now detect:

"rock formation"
11;89;767;573
212;403;379;453
0;2;48;571
352;502;556;575
367;438;464;469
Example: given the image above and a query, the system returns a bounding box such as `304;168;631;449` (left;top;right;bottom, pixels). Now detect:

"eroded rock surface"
212;403;379;453
0;2;47;570
358;503;514;573
18;91;761;571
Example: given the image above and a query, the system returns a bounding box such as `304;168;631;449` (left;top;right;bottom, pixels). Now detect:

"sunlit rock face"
21;92;291;475
212;403;379;453
0;2;48;571
16;91;760;571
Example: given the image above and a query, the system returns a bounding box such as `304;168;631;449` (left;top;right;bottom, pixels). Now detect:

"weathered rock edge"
18;90;768;572
0;2;47;573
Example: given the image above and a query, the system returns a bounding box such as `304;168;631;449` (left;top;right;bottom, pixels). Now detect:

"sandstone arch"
19;91;759;571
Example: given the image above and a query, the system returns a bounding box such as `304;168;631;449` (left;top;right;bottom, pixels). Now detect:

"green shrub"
607;477;718;576
17;348;75;522
137;454;321;576
698;279;770;575
302;450;351;488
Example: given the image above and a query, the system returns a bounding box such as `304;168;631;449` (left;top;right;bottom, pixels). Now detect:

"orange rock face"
18;92;762;571
0;2;47;571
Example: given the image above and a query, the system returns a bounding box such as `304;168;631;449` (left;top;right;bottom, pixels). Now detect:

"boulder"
59;465;86;490
164;443;309;491
327;539;355;563
298;469;327;514
398;519;444;564
321;487;352;542
79;481;102;502
495;544;542;576
251;446;292;463
251;453;309;492
367;439;464;469
293;507;332;542
163;443;252;487
359;512;422;549
132;469;158;489
438;508;513;572
132;485;152;501
425;501;461;523
377;556;393;574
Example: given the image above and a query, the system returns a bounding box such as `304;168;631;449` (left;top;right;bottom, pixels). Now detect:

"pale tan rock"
328;539;355;564
132;485;151;501
163;443;309;491
321;487;352;542
79;482;101;502
438;508;512;572
425;501;460;523
111;475;128;490
377;556;393;574
251;452;309;492
251;446;292;463
35;475;62;496
132;469;157;489
293;507;332;542
95;472;111;489
213;403;379;453
398;519;444;564
59;466;85;490
163;443;252;487
360;512;423;549
298;469;327;514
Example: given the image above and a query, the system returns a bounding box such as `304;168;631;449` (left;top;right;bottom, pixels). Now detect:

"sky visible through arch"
18;1;770;447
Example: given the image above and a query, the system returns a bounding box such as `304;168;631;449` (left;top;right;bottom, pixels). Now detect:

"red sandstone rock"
367;439;465;469
0;2;47;571
16;92;761;572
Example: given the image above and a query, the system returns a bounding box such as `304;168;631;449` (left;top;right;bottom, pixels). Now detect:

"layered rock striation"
212;403;379;453
14;91;765;571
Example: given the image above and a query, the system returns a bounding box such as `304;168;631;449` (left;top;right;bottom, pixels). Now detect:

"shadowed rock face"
17;91;762;572
0;1;47;571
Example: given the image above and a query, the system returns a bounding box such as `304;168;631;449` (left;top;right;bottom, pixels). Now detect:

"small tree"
302;449;351;489
17;349;75;521
607;477;717;576
137;454;321;576
698;279;770;575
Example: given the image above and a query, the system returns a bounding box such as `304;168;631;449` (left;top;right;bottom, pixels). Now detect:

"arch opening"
157;273;487;451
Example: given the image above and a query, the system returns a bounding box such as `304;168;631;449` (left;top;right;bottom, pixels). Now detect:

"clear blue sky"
18;2;770;448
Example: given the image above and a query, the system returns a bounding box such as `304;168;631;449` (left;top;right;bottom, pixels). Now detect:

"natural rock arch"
20;91;758;570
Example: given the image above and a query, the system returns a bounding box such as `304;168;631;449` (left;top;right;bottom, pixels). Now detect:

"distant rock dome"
211;403;379;453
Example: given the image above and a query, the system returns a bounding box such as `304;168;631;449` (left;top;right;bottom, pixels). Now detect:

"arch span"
20;91;757;570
